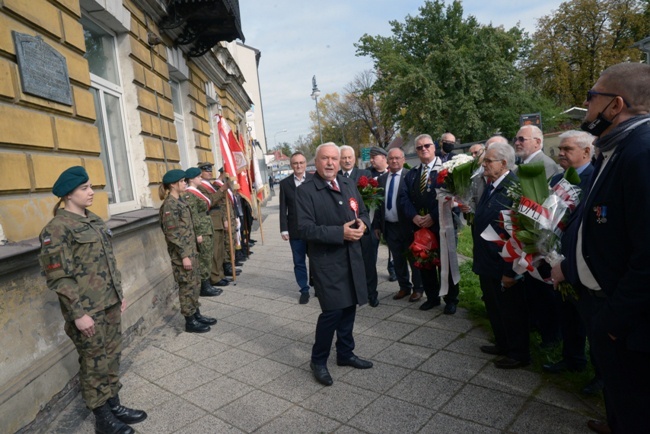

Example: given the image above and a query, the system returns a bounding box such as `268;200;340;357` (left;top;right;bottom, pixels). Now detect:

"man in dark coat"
338;145;379;306
551;62;650;434
296;142;374;386
472;141;529;369
279;151;313;304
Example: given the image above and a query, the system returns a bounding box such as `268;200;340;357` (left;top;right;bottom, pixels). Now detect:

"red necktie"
330;181;339;192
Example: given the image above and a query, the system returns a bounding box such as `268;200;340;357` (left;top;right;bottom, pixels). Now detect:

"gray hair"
520;125;544;147
414;134;432;145
488;141;516;170
316;142;340;157
339;144;355;156
388;147;405;157
485;135;508;149
558;130;595;157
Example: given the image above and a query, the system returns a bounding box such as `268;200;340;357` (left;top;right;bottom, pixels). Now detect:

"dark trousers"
441;265;460;305
558;296;588;369
420;266;440;302
385;221;421;292
525;276;561;345
311;305;356;365
289;238;309;293
479;276;530;362
360;232;378;299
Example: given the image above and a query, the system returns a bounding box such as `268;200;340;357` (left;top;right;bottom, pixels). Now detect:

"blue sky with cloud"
239;1;564;148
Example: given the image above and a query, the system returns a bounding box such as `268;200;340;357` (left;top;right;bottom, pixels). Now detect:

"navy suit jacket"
279;172;313;239
371;169;410;234
397;161;441;235
562;121;650;351
471;171;519;279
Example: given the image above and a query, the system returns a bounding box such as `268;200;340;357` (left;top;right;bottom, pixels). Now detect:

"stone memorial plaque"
13;32;73;106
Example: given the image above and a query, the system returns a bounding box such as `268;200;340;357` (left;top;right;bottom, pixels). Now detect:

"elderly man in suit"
296;142;374;386
473;141;530;369
398;134;450;311
338;145;379;307
279;151;314;304
542;131;603;396
551;62;650;434
372;148;422;300
514;125;562;179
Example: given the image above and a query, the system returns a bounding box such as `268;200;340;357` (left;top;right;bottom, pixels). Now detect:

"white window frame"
84;16;139;214
170;80;190;169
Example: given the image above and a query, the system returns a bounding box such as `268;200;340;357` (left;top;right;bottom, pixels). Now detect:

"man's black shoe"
443;303;457;315
368;296;379;307
299;292;310;304
93;402;134;434
480;345;506;356
388;272;397;282
337;355;373;369
235;261;244;266
194;308;217;325
494;357;530;369
223;264;242;276
419;298;441;311
310;362;333;386
543;360;586;374
582;377;604;396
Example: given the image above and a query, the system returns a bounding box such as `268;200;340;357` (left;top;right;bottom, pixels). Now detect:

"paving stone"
134;397;206;434
237;332;293;356
360;319;419;341
385;306;438;326
419;349;488;381
420;413;500;433
357;303;403;320
151;363;220;395
340;361;410;394
215;390;293;432
302;382;379;423
181;376;255;412
441;384;527;430
350;314;382;333
132;350;192;382
400;327;459;350
261;367;324;403
534;385;602;415
443;334;495;360
425;313;475;334
173;338;232;362
256;406;341;433
386;371;463;410
211;325;266;346
228;357;295;387
266;340;313;367
173;414;244;433
373;341;436;369
269;319;314;340
347;395;433;433
471;363;542;397
509;400;594;433
150;327;205;353
198;347;260;374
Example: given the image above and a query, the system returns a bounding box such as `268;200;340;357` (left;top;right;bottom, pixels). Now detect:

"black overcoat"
296;173;370;310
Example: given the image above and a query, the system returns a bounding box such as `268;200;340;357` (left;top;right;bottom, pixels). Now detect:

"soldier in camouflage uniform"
39;166;146;434
158;169;217;333
197;162;231;285
184;167;221;297
215;168;242;278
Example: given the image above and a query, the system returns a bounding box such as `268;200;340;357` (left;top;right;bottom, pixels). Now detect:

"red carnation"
357;176;369;188
437;169;449;185
369;177;379;188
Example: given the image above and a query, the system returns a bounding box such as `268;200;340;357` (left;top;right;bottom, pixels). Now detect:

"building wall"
0;0;255;431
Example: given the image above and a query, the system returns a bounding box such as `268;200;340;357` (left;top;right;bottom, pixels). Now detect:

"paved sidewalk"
48;193;602;433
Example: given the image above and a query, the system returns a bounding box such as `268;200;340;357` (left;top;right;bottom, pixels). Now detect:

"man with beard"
552;62;650;434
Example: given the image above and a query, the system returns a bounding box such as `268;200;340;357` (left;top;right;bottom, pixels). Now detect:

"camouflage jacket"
183;188;214;238
159;194;198;260
39;209;122;322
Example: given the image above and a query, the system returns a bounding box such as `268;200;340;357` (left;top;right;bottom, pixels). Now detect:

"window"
170;80;189;169
82;17;136;212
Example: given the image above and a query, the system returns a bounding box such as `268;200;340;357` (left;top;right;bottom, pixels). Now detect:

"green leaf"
517;162;549;204
563;166;581;185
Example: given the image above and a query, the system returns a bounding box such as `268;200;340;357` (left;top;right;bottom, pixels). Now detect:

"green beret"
52;166;89;197
162;169;186;184
185;167;201;178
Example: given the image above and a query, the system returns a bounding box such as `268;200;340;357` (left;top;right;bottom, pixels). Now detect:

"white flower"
442;154;474;172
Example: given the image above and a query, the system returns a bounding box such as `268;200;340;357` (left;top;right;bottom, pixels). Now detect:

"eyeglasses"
416;143;433;151
201;167;213;172
483;158;503;164
586;90;630;107
513;136;532;143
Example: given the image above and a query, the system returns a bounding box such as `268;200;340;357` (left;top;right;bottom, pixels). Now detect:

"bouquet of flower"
480;162;582;300
407;227;440;270
357;176;384;211
436;154;481;210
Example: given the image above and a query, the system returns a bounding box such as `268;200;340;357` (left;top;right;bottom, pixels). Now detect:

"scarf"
594;114;650;152
186;186;211;207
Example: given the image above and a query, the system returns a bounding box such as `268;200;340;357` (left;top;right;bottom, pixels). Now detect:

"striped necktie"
419;165;429;193
330;180;339;192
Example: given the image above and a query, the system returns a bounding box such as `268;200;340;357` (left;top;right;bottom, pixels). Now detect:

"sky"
239;0;565;149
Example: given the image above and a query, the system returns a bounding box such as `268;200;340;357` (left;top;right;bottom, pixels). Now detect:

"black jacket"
279;172;313;239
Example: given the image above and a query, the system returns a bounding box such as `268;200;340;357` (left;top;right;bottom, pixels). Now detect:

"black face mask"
580;98;617;137
442;142;454;154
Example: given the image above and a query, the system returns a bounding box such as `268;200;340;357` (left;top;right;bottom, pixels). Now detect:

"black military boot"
200;279;220;297
194;308;217;325
107;395;147;424
223;263;241;276
185;315;210;333
93;402;133;434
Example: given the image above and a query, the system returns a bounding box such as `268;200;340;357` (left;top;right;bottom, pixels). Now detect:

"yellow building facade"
0;0;254;431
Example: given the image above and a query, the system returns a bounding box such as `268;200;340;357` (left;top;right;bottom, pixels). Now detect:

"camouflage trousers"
64;303;122;410
198;233;213;281
172;254;200;316
210;229;225;283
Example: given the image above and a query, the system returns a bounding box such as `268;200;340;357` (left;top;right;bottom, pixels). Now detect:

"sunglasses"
201;167;213;172
586;90;630;107
416;143;433;151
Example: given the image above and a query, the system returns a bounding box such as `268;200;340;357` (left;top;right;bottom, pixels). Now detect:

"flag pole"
224;177;237;282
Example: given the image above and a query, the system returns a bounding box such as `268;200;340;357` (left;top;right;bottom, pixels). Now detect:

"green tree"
525;0;650;108
355;0;562;140
309;93;372;152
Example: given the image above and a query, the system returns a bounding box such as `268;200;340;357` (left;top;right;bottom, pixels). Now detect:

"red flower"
437;169;449;185
357;176;369;188
368;177;379;188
